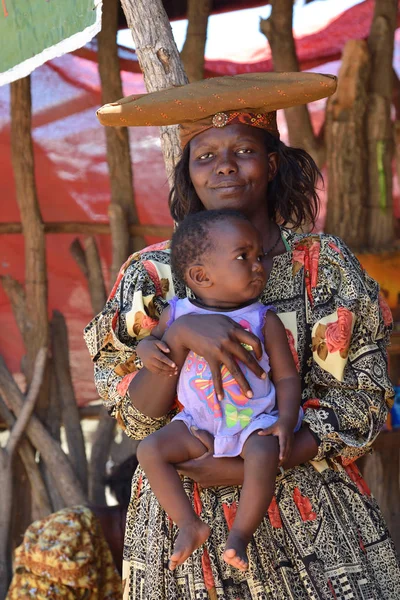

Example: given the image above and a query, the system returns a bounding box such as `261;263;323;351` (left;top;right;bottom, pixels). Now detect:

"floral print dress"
84;228;400;600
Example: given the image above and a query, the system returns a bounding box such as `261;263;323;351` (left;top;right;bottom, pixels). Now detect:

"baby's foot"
223;531;249;571
169;519;210;571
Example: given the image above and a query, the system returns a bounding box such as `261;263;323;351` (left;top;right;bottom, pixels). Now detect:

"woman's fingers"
225;340;266;380
209;361;224;400
233;327;263;360
222;353;253;398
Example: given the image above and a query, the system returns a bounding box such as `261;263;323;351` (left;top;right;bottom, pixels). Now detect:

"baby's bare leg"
137;421;210;570
223;432;279;571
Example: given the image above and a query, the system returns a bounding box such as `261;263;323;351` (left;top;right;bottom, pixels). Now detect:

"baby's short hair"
170;209;250;283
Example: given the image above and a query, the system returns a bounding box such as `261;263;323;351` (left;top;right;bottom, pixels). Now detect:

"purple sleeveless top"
169;298;302;458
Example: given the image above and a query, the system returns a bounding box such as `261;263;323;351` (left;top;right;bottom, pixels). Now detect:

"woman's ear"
186;265;212;288
267;152;279;182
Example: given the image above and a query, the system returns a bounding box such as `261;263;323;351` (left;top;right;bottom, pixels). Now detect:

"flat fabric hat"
96;72;337;146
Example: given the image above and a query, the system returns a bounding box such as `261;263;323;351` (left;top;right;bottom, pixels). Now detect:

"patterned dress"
84;228;400;600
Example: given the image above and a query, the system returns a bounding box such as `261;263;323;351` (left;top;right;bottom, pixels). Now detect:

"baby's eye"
236;253;247;260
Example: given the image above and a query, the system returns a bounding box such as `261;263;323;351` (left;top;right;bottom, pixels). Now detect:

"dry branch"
120;0;188;184
0;397;51;518
0;222;173;237
89;406;116;505
84;237;107;315
0;356;86;506
51;312;88;493
109;203;131;283
0;348;47;596
70;238;89;279
0;275;26;346
6;348;47;459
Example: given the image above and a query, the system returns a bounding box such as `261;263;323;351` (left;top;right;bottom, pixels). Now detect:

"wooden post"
9;74;49;548
259;0;325;167
10;77;49;397
98;0;145;277
325;41;370;249
0;349;46;597
180;0;211;82
51;312;88;494
0;356;86;507
365;0;397;250
119;0;188;185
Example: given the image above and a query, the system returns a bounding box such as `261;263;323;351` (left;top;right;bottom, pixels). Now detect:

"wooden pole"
98;0;145;277
119;0;188;185
0;221;173;237
10;77;49;395
325;41;370;250
0;349;46;597
365;0;397;250
259;0;325;167
0;356;86;506
180;0;211;82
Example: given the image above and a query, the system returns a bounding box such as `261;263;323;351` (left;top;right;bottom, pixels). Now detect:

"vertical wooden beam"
120;0;188;185
365;0;397;250
10;77;49;394
259;0;325;167
98;0;144;274
180;0;211;82
325;41;370;249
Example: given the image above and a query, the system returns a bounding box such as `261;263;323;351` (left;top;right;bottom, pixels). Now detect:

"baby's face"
203;219;267;305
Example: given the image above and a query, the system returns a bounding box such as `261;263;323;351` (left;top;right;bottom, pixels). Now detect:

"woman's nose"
216;153;237;175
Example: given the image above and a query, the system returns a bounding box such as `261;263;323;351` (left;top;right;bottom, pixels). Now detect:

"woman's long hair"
169;130;322;229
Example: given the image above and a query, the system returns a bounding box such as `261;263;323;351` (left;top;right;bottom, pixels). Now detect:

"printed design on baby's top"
186;352;251;423
225;405;254;428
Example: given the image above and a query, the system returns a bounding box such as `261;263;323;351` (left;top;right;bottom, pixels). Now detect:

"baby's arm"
136;307;178;375
260;310;301;462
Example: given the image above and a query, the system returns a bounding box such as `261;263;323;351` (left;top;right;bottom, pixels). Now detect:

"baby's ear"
186;265;212;288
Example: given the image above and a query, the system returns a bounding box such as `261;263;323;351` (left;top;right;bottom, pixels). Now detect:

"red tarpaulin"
1;0;399;404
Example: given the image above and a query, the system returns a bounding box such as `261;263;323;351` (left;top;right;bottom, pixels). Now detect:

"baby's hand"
258;416;295;465
136;338;178;376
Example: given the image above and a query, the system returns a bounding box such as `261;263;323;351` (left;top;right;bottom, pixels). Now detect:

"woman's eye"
257;254;263;262
198;152;213;160
237;148;252;154
237;253;247;260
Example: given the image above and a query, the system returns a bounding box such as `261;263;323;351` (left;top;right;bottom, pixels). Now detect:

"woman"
85;73;400;599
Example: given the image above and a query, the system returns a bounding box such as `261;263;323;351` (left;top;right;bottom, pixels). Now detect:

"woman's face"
188;124;278;216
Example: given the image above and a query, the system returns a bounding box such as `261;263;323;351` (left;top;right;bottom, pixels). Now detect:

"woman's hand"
164;313;266;399
176;428;245;488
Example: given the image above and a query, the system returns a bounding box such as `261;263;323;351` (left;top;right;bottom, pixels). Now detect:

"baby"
136;209;302;572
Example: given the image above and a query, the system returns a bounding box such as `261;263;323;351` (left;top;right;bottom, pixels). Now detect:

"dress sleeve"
301;235;394;463
83;250;175;439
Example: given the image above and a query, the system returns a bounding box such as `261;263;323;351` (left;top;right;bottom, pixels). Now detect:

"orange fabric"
179;109;279;148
